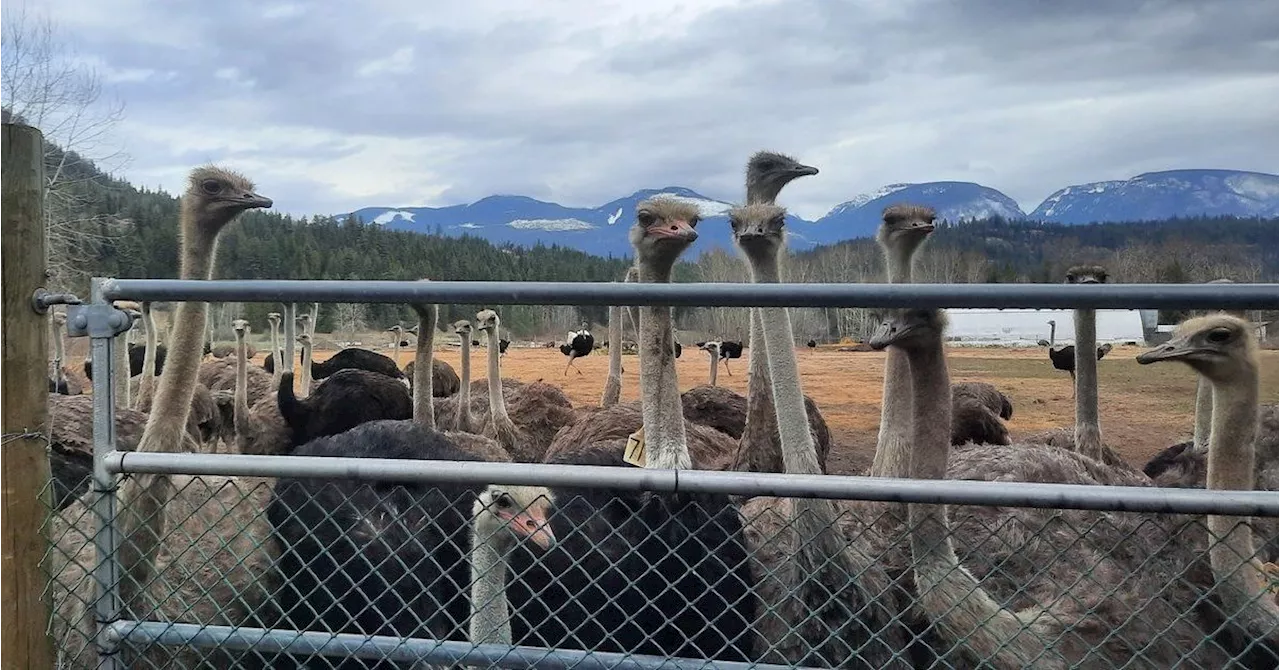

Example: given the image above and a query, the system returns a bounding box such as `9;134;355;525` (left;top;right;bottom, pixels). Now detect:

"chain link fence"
41;459;1279;670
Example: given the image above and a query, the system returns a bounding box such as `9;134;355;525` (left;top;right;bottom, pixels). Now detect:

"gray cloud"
18;0;1278;219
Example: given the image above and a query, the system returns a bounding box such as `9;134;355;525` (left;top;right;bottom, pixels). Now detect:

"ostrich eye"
637;211;656;226
201;179;223;195
1206;328;1233;344
495;492;514;509
688;216;700;227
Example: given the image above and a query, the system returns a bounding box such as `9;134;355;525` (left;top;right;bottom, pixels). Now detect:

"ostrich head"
877;204;937;251
267;312;281;327
745;150;819;204
296;332;311;347
629;198;700;273
1136;314;1258;383
472;485;556;550
476;309;500;333
232;319;249;336
729;202;787;261
181;166;272;237
454;320;473;337
388;325;404;335
1064;264;1109;285
867;308;950;352
53;311;67;328
297;313;312;332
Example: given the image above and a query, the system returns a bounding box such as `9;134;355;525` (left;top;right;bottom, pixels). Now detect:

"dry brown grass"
279;343;1278;477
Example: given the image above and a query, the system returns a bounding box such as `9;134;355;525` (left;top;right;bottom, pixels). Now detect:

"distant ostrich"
475;309;576;462
730;202;911;666
805;338;817;351
228;318;291;456
48;312;75;394
700;340;722;386
560;320;594;375
306;344;405;382
601;305;625;406
82;341;167;381
717;339;744;374
264;310;283;380
48;166;275;669
869;307;1265;668
276;364;412;447
503;198;757;660
134;302;158;406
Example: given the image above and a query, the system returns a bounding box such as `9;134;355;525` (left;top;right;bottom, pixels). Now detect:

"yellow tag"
623;427;646;467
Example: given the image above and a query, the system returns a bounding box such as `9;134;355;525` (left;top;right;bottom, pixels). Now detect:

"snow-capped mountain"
343;169;1277;257
1030;170;1279;224
811;182;1026;241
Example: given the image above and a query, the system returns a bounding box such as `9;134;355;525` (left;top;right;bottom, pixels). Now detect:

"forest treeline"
35;144;1280;342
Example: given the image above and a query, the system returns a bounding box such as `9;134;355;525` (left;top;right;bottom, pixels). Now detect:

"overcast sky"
11;0;1279;220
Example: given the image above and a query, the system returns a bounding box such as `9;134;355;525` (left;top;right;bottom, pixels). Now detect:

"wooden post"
1;122;56;669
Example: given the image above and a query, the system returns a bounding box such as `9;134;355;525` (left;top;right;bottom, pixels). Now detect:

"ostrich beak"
499;508;555;550
650;218;698;242
1136;339;1200;364
791;163;819;177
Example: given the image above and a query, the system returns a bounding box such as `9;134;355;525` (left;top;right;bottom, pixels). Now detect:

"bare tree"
1;6;129;290
330;303;368;344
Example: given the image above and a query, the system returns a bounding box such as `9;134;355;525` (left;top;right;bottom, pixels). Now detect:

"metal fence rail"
100;277;1279;309
44;277;1280;670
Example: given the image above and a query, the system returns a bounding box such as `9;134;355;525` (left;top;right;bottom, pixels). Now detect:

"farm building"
943;308;1149;346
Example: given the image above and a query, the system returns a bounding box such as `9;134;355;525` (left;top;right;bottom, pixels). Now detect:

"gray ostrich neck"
52;320;65;383
740;251;780;472
114;330;130;409
413;308;437;428
870;241;918;478
708;346;719;385
1204;370;1276;637
469;530;513;645
1192;379;1212;452
137;305;157;407
283;304;296;378
269;321;281;385
637;260;690;470
1073;308;1102;458
485;327;512;427
457;334;472;430
299;339;313;396
602;303;622;406
1049;322;1056;347
233;330;250;432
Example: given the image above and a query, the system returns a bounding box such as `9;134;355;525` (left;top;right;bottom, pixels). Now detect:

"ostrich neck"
1073;309;1102;458
457;335;472;430
708;347;719;386
485;327;511;427
1204;372;1277;632
1192;378;1212;452
299;341;313;395
138;305;157;406
903;335;1050;666
114;331;130;409
268;321;281;386
52;321;65;381
637;260;690;470
413;308;437;428
233;331;250;436
469;531;512;645
870;240;919;479
602;303;622;407
739;246;781;473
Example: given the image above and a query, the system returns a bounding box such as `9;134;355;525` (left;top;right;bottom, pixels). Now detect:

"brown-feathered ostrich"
868;204;936;481
48;311;77;394
134;302;157;406
474;309;576;462
951;380;1013;446
869;307;1270;668
501;198;757;660
1024;265;1130;468
48;166;275;668
441;319;476;431
276;360;412;447
600;301;625;406
1136;315;1280;647
264;311;283;386
732;150;831;475
228;318;291;456
306;344;406;383
47;394;147;510
559;320;593;375
730;202;911;666
402;357;461;397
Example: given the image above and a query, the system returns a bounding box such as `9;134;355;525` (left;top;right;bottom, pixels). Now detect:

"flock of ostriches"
41;153;1278;669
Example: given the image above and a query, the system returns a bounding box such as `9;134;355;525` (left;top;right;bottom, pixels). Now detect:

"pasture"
290;342;1280;475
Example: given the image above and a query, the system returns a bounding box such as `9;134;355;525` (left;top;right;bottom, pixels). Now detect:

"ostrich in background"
48;166;275;668
868;307;1262;668
700;340;722;386
48;311;74;394
560;320;593;375
264;311;283;386
731;202;911;666
229;318;291;456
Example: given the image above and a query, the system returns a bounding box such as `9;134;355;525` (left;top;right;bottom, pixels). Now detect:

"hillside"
344;169;1278;256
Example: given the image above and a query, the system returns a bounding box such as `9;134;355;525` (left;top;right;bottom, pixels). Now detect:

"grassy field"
285;343;1279;476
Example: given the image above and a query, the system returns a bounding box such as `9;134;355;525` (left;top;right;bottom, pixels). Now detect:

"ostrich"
47;394;147;510
389;323;409;365
1038;319;1056;348
806;338;817;351
868;307;1263;668
48;312;73;394
700;340;722;386
264;311;283;386
468;485;557;646
48;166;275;669
276;361;412;447
717;339;744;374
730;202;911;666
1046;320;1112;387
735;150;821;475
229;318;291;456
503;198;757;660
306;344;405;382
475;309;576;462
951;380;1013;446
1026;266;1128;466
447;319;476;431
869;204;936;481
560;320;593;375
601;305;625;407
134;302;158;407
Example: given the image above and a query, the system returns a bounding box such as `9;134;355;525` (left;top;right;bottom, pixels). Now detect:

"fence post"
1;122;57;668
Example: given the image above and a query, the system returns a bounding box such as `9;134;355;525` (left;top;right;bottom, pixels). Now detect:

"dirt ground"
297;343;1279;476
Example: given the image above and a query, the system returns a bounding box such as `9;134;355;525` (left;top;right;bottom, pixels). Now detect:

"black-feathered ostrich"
497;198;758;660
559;320;593;375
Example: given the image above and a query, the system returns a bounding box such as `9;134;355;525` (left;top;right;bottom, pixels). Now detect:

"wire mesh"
41;466;1280;669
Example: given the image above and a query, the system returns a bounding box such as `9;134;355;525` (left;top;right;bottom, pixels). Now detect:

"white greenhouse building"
942;308;1151;346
